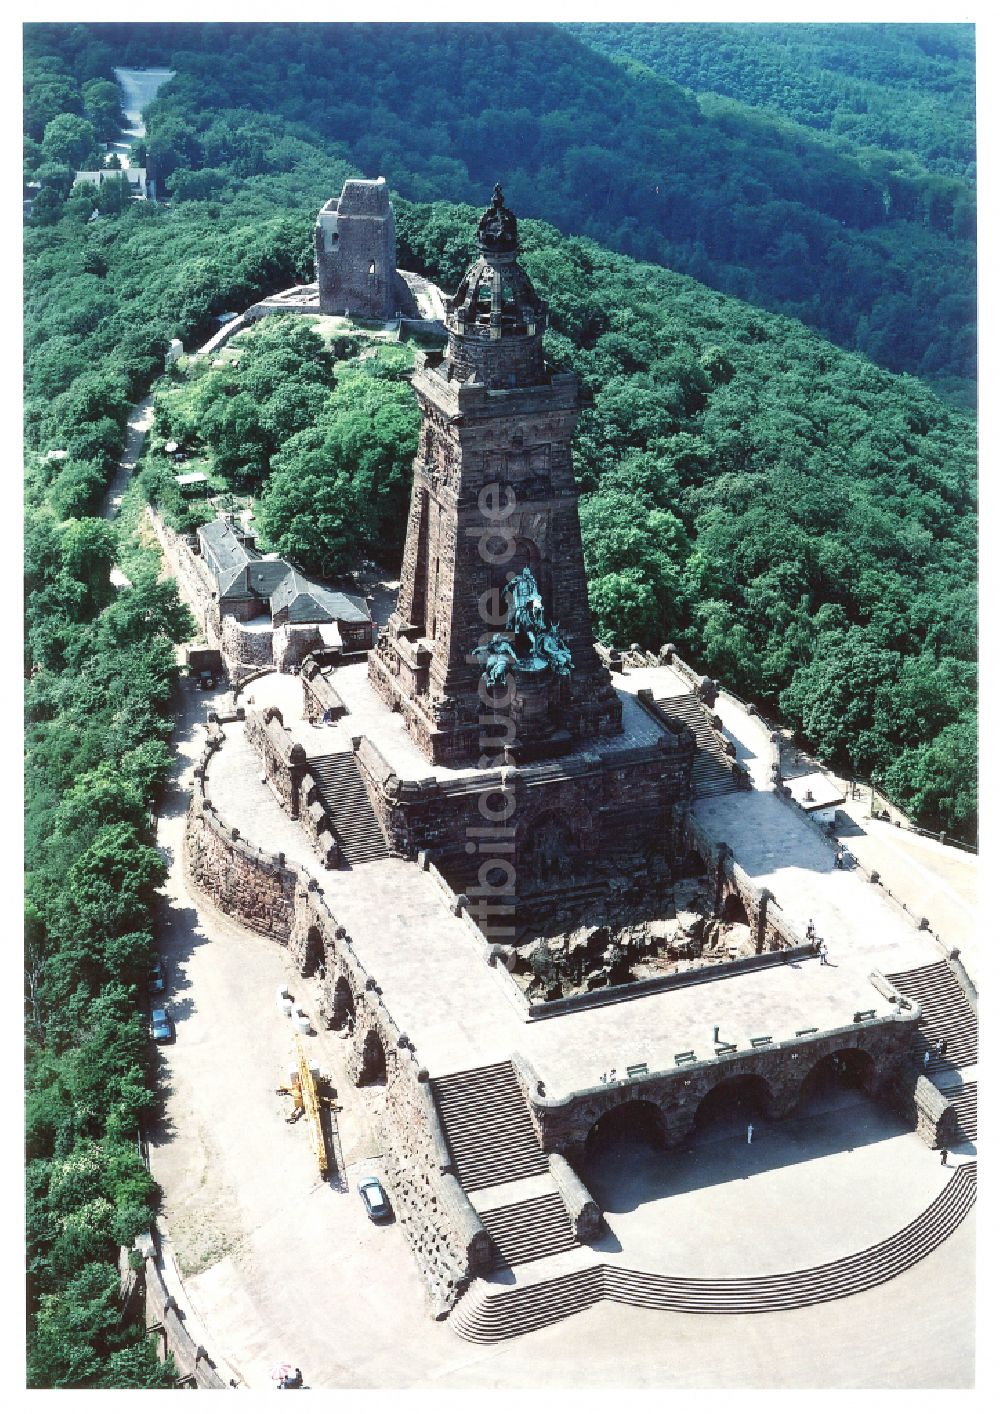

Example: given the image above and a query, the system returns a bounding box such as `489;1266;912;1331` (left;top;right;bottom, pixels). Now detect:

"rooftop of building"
198;520;371;625
334;176;391;217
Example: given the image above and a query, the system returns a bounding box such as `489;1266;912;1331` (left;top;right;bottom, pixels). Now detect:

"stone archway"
693;1073;774;1136
584;1099;666;1159
331;976;355;1032
358;1029;387;1086
581;1099;668;1213
721;892;750;926
796;1048;875;1111
302;926;325;979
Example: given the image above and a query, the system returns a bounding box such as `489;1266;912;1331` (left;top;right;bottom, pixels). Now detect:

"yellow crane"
277;1038;333;1181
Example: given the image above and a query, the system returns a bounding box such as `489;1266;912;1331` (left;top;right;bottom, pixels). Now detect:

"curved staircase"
451;1163;976;1343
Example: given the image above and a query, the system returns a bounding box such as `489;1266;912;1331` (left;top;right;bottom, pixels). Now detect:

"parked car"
357;1177;391;1222
150;1007;173;1044
148;960;166;994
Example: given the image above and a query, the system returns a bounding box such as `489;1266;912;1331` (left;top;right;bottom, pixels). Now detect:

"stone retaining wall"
184;726;489;1315
353;728;688;925
301;655;347;725
245;705;305;817
144;1256;227;1388
890;1070;958;1150
147;508;220;645
548;1153;602;1241
186;794;297;941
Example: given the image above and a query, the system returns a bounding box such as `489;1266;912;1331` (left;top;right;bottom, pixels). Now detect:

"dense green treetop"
570;23;974;180
25;20;975;402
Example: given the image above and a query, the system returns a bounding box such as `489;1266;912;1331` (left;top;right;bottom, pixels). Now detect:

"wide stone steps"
431;1061;549;1192
654;693;736;798
885;961;978;1072
451;1163;977;1343
478;1192;580;1270
939;1081;977;1142
309;752;389;866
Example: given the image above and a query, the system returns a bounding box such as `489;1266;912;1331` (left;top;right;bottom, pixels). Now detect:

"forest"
23;21;976;1386
28;19;974;406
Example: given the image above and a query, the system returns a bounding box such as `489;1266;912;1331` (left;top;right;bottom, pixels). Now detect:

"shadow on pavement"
583;1088;909;1215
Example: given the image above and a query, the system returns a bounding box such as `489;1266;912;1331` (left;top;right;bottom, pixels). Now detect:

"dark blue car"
358;1177;391;1221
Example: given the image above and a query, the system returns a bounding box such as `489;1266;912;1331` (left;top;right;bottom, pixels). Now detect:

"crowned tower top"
441;185;548;389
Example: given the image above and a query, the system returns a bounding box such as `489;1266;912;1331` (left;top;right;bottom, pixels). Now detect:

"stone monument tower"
369;186;622;765
315;176;397;320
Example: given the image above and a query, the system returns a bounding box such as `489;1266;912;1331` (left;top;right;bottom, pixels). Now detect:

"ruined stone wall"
301;656;347;725
315;179;397;320
273;622;327;673
220;616;274;681
244;706;305;817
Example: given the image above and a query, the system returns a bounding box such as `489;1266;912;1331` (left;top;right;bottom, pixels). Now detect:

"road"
109;67;175;172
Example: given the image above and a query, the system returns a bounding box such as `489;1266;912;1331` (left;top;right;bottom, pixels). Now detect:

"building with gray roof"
197;519;373;655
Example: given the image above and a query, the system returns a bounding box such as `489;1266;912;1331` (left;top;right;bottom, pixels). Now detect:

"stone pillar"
713;843;730;917
755;888;773;954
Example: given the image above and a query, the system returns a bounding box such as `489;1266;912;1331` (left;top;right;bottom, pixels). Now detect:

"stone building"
357;189;694;926
313;176;448;334
315;176;398;320
197;518;373;671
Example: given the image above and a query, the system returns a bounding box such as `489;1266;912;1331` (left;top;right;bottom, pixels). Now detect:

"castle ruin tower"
369;185;622;765
315;176;397;320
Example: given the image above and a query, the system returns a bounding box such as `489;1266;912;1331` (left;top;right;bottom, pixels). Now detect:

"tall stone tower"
315;177;397;320
369;186;622;766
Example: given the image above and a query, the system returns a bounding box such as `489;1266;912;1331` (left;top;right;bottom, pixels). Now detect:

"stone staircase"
430;1061;549;1192
653;693;736;798
451;1163;977;1343
939;1081;977;1142
308;752;389;866
477;1192;579;1270
885;961;978;1073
